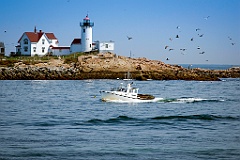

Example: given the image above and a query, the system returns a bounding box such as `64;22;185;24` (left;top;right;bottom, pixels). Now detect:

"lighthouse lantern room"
80;15;94;52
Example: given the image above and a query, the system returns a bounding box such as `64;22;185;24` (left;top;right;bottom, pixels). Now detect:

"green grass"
0;55;54;67
63;51;98;64
0;51;99;67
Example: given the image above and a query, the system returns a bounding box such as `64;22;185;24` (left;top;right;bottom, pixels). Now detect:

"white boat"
123;71;133;81
100;82;159;102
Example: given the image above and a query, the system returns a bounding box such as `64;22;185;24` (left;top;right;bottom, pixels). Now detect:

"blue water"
177;64;240;70
0;78;240;160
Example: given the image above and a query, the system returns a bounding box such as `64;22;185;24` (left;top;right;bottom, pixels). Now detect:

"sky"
1;0;240;65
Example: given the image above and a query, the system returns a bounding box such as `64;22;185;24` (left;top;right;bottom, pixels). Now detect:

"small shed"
0;42;5;56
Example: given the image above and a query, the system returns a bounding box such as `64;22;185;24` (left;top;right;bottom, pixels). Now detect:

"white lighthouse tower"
80;15;94;52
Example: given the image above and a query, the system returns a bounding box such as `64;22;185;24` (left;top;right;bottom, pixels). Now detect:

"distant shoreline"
175;64;240;70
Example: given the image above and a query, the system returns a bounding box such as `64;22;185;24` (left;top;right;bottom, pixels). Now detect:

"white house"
16;27;70;56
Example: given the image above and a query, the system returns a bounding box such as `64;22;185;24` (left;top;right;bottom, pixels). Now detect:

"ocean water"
177;64;240;70
0;78;240;160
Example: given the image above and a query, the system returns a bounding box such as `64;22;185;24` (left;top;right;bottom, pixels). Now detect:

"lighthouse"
80;15;94;52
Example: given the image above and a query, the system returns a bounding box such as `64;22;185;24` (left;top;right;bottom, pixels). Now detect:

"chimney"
39;30;42;33
34;26;37;33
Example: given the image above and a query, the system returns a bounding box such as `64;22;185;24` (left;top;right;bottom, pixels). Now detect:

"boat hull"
100;91;159;103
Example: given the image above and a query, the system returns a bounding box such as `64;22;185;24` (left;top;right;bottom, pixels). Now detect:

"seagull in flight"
198;34;204;37
191;38;194;41
166;58;169;61
176;26;180;29
176;35;179;38
196;28;200;31
199;51;205;54
180;48;187;51
204;16;210;20
169;48;174;51
127;36;132;40
165;45;169;49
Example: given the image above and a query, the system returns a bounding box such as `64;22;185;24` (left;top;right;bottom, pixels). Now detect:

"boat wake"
102;97;224;103
157;97;225;103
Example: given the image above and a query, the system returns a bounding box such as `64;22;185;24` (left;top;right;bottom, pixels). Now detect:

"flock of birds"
165;26;206;54
164;16;211;61
125;16;234;62
126;18;237;62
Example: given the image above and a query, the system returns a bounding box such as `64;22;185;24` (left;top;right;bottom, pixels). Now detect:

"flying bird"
198;34;204;37
180;49;187;51
127;36;132;40
169;48;174;51
197;46;201;49
169;38;173;41
176;26;180;29
204;16;210;20
199;51;205;54
176;35;179;38
231;43;235;45
191;38;194;41
165;45;169;49
196;28;200;31
166;58;169;61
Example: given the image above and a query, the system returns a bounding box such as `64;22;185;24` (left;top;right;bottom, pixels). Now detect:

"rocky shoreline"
0;53;240;80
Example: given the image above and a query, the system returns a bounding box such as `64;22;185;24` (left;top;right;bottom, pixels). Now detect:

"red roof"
45;33;57;40
18;31;57;43
71;38;81;45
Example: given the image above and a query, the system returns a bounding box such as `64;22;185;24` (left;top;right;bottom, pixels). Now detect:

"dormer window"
24;39;28;44
42;39;45;45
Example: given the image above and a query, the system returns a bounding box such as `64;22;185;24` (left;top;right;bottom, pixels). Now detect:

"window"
42;47;45;53
42;39;45;45
90;44;91;48
24;46;28;52
33;47;36;52
105;44;108;48
24;39;28;44
83;29;85;33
